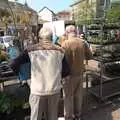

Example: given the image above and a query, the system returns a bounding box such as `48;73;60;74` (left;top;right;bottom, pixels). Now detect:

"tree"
0;9;10;22
0;9;10;30
106;2;120;23
76;0;96;25
20;12;30;24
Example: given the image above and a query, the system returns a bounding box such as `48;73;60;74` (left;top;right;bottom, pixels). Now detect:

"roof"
70;0;84;7
57;10;71;16
39;6;56;16
8;1;37;13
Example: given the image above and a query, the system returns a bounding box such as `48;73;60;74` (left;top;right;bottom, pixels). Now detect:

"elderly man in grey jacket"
28;27;64;120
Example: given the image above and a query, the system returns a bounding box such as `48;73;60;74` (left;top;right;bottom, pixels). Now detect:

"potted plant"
0;47;8;63
0;92;30;120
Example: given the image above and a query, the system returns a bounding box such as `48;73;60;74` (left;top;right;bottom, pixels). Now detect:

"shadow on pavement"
2;82;120;120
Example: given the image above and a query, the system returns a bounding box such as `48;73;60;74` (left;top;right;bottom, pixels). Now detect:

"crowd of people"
9;25;92;120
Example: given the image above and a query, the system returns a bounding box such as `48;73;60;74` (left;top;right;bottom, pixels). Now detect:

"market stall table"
0;62;17;91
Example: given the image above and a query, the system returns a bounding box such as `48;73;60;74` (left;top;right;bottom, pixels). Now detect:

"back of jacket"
62;37;85;75
28;41;64;96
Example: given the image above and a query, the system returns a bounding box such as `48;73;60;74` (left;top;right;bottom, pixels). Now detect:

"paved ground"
82;94;120;120
1;59;120;120
1;80;120;120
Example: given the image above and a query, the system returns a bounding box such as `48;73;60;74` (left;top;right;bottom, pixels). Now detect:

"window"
100;0;105;6
0;38;3;43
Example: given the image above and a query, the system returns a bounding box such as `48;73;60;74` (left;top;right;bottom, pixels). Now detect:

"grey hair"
39;27;53;40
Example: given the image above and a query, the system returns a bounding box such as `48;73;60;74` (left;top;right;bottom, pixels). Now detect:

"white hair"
39;27;53;40
65;25;77;37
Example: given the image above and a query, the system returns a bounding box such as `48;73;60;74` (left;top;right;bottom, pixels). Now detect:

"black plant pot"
0;113;14;120
0;113;4;120
0;107;30;120
12;107;30;120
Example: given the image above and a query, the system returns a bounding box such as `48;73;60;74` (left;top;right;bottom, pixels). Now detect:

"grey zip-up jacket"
28;40;64;95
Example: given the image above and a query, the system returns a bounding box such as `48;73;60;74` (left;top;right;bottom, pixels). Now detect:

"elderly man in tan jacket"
62;25;92;120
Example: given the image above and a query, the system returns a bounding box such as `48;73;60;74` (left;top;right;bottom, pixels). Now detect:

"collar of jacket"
27;39;64;53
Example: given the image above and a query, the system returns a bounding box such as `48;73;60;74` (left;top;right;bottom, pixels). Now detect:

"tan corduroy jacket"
62;36;92;75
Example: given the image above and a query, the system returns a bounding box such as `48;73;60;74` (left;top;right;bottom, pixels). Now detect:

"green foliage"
106;2;120;23
0;50;8;62
0;9;10;18
0;93;15;114
0;9;10;26
87;35;120;45
75;0;96;25
0;92;27;115
0;9;10;19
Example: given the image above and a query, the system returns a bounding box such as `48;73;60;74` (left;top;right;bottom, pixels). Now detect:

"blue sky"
18;0;74;12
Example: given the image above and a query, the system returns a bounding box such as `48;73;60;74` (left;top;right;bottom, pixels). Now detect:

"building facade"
38;7;57;23
71;0;111;24
0;0;38;29
56;10;72;21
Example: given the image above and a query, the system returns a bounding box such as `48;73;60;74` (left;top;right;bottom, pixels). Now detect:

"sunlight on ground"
58;117;65;120
112;108;120;120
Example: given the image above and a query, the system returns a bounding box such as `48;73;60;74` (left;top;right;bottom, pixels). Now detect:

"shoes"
19;81;28;87
22;82;28;87
74;116;81;120
74;118;81;120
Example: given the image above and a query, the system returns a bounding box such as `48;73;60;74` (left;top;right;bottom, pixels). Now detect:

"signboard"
8;24;25;29
43;20;65;37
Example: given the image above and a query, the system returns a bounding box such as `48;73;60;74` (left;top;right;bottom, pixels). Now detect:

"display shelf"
88;41;120;45
88;72;120;82
86;40;120;101
93;57;120;63
88;80;120;100
0;62;17;83
0;76;17;82
86;22;120;101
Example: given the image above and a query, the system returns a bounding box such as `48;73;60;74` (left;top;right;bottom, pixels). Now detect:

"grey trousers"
63;75;83;120
29;93;60;120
